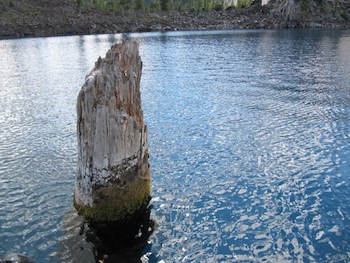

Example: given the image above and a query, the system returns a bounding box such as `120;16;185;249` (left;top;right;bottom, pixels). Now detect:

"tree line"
75;0;349;21
76;0;254;12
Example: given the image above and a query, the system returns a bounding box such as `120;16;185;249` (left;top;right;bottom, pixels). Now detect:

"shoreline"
0;1;349;40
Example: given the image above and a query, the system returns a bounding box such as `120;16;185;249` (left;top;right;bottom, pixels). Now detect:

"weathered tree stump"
74;41;150;222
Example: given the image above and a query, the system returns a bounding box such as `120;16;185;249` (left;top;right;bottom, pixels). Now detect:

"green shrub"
160;0;169;11
340;11;349;20
237;0;251;8
149;1;161;11
134;0;144;10
301;0;310;12
1;0;15;12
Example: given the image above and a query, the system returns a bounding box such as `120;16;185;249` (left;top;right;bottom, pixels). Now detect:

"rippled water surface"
1;29;350;262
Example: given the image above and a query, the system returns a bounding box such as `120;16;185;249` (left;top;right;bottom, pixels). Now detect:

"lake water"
0;29;350;262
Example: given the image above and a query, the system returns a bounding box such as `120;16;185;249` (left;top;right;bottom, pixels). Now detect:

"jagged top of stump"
81;40;143;127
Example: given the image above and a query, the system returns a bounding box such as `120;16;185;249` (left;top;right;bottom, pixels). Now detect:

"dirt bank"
0;0;349;39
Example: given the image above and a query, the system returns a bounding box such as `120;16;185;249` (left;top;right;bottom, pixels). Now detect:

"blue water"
0;29;350;262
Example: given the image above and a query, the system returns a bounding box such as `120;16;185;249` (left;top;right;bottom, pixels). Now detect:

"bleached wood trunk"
74;41;150;222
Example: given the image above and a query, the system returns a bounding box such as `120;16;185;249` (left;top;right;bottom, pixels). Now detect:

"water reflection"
59;205;155;263
0;29;350;262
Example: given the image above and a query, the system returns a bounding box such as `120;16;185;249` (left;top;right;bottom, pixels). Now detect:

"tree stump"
74;41;150;222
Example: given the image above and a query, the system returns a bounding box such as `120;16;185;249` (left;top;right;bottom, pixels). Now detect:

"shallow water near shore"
0;29;350;262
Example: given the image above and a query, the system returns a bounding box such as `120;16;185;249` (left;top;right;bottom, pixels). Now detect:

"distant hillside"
0;0;349;39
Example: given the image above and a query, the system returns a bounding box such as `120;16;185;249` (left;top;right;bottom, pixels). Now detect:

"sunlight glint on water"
0;30;349;262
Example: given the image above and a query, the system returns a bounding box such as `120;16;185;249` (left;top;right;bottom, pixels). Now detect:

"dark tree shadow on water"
59;204;155;263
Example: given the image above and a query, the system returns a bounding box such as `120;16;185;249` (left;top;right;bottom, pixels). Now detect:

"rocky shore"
0;0;349;39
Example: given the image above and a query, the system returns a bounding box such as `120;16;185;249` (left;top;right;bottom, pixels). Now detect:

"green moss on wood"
74;175;151;222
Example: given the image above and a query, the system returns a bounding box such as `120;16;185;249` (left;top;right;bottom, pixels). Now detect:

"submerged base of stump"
60;203;154;262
